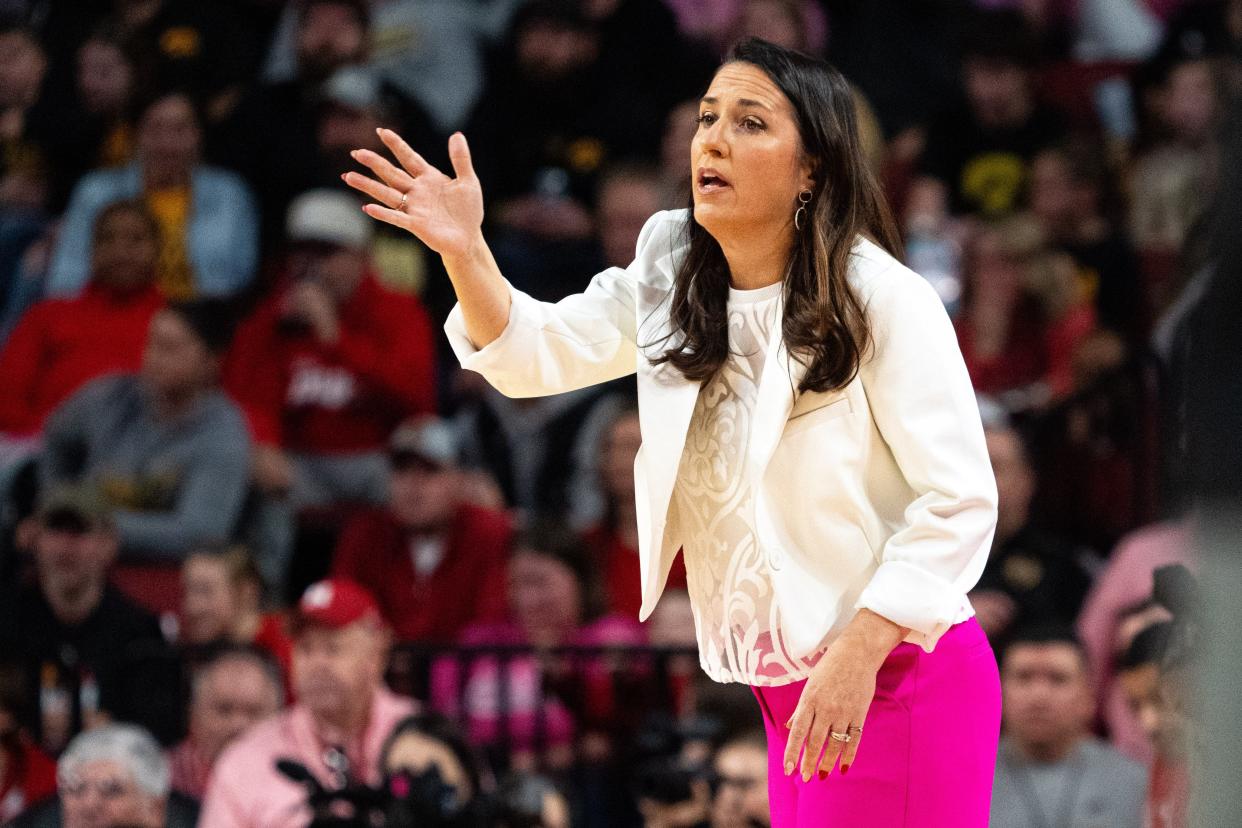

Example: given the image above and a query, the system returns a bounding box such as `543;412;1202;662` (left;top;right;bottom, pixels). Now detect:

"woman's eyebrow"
699;96;773;111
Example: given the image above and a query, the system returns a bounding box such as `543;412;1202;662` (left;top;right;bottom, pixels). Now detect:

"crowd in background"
0;0;1234;825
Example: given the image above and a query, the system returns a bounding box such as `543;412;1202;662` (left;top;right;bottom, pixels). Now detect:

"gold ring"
398;191;408;210
830;730;851;743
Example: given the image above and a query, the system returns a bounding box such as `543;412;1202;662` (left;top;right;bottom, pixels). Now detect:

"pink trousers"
751;617;1001;827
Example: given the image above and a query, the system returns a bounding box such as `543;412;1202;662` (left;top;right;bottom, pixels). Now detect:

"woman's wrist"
834;608;910;672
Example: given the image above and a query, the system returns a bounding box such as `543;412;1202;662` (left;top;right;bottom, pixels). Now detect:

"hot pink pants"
751;617;1001;827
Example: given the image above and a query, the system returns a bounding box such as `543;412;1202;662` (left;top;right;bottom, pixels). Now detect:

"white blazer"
445;209;997;658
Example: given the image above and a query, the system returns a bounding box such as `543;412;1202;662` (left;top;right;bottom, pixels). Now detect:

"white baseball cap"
286;188;373;250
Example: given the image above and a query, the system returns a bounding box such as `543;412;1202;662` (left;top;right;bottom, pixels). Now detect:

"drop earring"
794;189;813;230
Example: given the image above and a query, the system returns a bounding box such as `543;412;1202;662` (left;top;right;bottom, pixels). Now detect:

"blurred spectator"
0;486;179;753
432;521;644;769
990;626;1147;828
659;99;699;207
209;0;370;252
969;418;1096;644
226;189;437;585
912;9;1067;220
1077;519;1195;762
380;712;491;826
1115;621;1190;828
39;300;251;563
1128;37;1220;281
179;546;293;679
955;215;1099;405
0;200;163;437
10;723;199;828
0;665;57;823
595;163;665;270
166;647;283;801
0;23;52;340
201;578;416;827
582;403;687;620
25;21;138;213
46;89;259;300
332;418;512;644
468;1;658;246
1027;139;1143;338
456;383;628;523
709;730;769;828
0;23;50;216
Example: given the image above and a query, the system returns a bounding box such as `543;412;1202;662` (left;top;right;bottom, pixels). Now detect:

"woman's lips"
696;170;731;195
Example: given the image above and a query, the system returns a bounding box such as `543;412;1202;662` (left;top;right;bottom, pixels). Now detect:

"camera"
276;758;478;827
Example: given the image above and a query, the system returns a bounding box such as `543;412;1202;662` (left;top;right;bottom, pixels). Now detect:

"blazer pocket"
783;395;852;437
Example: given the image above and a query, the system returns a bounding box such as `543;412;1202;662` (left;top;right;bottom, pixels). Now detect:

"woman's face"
508;550;583;645
91;208;158;292
181;556;237;644
137;94;200;177
77;39;132;114
691;62;813;246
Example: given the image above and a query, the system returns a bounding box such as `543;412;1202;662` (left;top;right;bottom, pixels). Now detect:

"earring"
794;189;813;231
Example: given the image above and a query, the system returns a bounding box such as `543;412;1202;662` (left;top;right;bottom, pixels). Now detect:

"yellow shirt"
145;186;195;299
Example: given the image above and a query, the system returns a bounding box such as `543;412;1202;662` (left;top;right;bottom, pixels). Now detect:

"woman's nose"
698;122;726;156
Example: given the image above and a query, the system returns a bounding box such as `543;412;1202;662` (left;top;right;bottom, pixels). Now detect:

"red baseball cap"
294;578;383;631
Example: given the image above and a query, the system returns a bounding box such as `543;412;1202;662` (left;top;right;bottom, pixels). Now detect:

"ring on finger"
398;191;408;210
829;730;852;743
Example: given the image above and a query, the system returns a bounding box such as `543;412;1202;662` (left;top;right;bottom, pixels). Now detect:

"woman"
346;38;1001;826
430;521;643;771
0;200;164;437
45;89;258;300
179;545;293;682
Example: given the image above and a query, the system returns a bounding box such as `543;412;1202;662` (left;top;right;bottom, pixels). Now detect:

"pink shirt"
199;687;416;828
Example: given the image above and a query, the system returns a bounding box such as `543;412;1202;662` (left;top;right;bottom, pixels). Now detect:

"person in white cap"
224;188;439;593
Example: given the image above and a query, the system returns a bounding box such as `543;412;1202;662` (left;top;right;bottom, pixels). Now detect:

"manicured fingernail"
818;770;829;781
784;762;794;776
841;764;850;775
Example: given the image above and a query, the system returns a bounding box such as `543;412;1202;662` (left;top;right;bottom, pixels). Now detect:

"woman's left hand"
783;608;908;781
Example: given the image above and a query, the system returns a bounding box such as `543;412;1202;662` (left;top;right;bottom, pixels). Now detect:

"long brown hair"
650;38;901;393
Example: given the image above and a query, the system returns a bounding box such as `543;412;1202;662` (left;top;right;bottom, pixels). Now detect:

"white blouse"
668;280;821;685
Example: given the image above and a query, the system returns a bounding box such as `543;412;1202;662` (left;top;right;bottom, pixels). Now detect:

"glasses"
59;774;135;800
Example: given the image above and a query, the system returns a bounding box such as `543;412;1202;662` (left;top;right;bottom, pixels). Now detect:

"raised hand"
342;129;484;261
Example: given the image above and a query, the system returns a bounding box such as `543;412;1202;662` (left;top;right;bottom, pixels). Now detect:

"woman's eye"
741;117;765;131
695;112;716;126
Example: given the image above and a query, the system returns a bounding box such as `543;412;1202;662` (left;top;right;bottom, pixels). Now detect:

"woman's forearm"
442;230;512;350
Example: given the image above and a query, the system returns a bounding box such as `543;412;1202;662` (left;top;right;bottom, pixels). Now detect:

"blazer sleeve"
443;210;676;398
853;263;998;653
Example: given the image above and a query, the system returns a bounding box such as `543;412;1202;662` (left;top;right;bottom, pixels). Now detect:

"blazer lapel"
746;308;807;474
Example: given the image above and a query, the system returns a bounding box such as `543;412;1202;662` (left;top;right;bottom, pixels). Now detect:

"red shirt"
224;273;436;453
584;524;688;619
0;737;57;823
0;283;163;434
332;503;513;643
